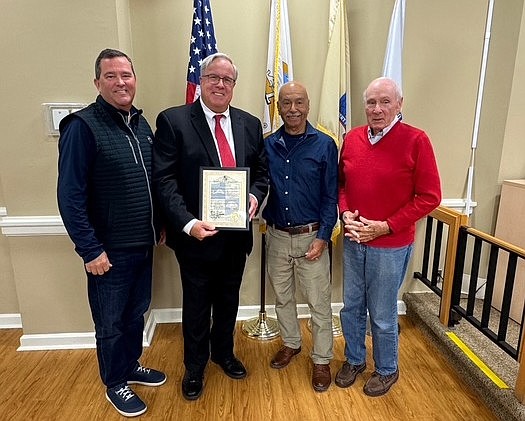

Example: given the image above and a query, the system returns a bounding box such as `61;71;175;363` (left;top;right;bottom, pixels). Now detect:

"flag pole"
465;0;494;216
243;0;294;341
241;224;280;339
315;0;351;337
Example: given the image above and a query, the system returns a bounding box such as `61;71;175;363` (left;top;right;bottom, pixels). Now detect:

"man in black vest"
57;49;166;418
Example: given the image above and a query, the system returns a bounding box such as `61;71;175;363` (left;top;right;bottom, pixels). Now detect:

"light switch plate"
43;103;87;137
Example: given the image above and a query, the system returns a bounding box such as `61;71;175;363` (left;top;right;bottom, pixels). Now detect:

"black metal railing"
450;226;525;360
413;206;525;402
414;216;446;296
413;207;468;326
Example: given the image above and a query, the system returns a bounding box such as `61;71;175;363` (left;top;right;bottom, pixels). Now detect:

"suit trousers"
177;241;247;374
266;226;333;365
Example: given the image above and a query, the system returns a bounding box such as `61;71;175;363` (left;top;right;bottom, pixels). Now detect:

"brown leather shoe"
312;363;331;392
270;346;301;369
363;370;399;397
335;361;366;388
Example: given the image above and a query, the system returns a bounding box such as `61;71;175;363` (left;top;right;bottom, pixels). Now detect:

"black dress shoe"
182;371;203;400
212;356;247;379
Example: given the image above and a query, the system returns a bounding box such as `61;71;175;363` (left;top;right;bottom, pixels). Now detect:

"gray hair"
200;52;238;81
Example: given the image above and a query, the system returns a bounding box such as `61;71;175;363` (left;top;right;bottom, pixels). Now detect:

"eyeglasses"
288;253;307;264
201;74;236;87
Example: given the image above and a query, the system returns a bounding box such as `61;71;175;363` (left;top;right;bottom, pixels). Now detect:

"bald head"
277;82;310;135
363;77;402;103
279;81;308;101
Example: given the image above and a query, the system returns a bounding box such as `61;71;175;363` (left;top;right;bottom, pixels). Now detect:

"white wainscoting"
0;214;67;236
440;198;477;214
0;199;474;237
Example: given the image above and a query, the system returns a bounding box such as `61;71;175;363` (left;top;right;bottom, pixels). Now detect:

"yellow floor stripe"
446;332;509;389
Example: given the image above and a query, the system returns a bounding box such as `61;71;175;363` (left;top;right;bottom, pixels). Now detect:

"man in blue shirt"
263;81;338;392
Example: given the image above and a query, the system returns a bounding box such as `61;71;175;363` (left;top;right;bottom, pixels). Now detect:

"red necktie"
214;114;236;167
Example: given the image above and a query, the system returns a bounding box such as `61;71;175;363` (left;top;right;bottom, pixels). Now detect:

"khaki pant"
266;226;333;364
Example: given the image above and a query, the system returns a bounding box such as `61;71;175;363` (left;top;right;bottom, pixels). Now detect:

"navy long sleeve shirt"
262;122;338;242
57;97;155;263
57;117;103;263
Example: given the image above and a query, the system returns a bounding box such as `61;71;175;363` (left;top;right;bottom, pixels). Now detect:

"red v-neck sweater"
338;122;442;248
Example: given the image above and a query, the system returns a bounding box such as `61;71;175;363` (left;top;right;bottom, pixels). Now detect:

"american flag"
186;0;218;104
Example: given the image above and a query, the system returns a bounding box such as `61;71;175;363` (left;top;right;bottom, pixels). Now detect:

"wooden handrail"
428;207;469;326
465;227;525;258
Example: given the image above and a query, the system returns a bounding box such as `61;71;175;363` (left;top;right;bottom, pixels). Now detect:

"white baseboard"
0;313;22;329
18;332;97;351
13;301;406;351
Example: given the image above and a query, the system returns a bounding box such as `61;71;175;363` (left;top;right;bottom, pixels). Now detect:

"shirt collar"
276;120;316;138
199;97;230;121
368;112;402;145
96;95;140;124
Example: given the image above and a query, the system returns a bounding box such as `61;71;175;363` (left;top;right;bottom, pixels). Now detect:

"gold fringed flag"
316;0;350;241
263;0;294;137
316;0;350;148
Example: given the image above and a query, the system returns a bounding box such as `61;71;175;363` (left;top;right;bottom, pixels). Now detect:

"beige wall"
0;0;524;337
471;0;525;233
0;185;18;314
500;0;525;182
0;0;125;332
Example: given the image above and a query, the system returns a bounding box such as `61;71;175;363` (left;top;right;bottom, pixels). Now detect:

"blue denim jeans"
87;246;153;388
340;239;413;376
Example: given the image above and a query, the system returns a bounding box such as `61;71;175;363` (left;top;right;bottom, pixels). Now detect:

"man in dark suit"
152;53;268;401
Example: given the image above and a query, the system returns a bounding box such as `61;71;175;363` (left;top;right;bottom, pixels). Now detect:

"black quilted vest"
75;96;155;249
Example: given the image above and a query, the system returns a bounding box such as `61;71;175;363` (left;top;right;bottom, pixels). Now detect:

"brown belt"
272;222;320;235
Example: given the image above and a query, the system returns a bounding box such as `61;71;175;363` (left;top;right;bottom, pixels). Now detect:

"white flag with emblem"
382;0;405;90
263;0;294;137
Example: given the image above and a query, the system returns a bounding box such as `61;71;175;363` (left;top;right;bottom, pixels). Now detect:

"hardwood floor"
0;316;497;420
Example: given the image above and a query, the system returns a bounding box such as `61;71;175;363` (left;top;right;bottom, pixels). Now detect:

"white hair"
363;77;403;102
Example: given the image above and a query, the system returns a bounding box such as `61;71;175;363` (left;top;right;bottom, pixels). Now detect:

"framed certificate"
199;167;250;230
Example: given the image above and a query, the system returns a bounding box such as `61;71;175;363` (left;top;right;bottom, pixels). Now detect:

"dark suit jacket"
152;100;268;261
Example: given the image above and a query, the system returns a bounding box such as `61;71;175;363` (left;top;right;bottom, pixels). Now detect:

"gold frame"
199;167;250;230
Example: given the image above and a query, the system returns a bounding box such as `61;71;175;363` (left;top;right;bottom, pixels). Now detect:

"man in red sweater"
335;77;441;396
